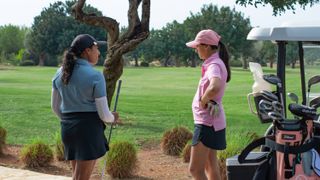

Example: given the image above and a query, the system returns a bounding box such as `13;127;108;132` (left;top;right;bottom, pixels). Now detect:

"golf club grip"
113;80;122;112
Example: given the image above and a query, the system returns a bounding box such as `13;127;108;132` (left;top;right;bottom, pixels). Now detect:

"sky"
0;0;320;29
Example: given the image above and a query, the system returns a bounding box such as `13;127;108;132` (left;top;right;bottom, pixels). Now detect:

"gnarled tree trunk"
72;0;150;105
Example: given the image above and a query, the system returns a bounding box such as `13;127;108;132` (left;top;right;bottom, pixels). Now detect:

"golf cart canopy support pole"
298;41;307;105
276;41;287;118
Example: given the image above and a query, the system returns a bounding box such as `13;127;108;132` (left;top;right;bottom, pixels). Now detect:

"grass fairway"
0;66;318;145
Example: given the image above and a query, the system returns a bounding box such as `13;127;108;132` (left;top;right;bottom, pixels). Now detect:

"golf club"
259;99;273;112
263;74;285;116
263;74;281;86
108;80;122;142
310;96;320;109
308;75;320;90
287;92;300;119
271;101;283;112
260;90;279;102
288;103;317;120
267;111;284;121
288;92;299;104
101;79;122;180
307;75;320;105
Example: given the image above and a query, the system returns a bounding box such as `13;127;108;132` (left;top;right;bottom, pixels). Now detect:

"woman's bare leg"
205;150;221;180
189;142;210;180
70;160;76;178
73;160;96;180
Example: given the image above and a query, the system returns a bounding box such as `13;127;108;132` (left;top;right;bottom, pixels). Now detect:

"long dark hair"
61;48;81;85
217;41;231;82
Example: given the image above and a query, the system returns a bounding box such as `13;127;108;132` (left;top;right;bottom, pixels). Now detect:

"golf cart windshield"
247;25;320;117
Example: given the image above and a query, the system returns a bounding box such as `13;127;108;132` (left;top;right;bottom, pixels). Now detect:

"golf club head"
272;101;283;112
268;111;283;121
287;92;299;104
308;75;320;89
259;99;273;113
263;74;281;86
260;90;279;102
310;96;320;109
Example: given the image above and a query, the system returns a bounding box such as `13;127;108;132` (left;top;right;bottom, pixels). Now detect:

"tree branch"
71;0;150;104
141;0;151;31
72;0;120;45
108;0;150;63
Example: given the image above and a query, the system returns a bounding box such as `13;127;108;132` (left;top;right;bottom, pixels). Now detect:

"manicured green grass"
0;66;319;146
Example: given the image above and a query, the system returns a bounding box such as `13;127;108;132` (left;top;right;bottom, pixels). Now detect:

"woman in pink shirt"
186;29;231;180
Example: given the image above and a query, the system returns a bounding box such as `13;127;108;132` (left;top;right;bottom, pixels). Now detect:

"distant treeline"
1;1;319;68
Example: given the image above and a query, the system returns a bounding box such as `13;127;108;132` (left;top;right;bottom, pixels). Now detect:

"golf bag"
239;104;320;180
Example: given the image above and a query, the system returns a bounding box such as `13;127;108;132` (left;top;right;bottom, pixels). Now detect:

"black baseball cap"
70;34;106;54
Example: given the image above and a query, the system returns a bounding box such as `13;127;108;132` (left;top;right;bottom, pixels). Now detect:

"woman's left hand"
199;96;207;109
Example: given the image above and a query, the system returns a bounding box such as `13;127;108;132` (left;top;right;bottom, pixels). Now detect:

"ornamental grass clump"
0;126;7;155
217;131;259;180
54;131;64;161
20;139;53;168
106;141;137;178
181;141;192;163
161;126;193;156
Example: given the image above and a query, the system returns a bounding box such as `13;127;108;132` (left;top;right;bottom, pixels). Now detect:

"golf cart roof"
247;26;320;41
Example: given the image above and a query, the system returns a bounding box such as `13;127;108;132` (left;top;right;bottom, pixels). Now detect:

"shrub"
181;141;191;163
140;61;149;67
161;126;193;156
20;60;35;66
0;126;7;155
54;131;64;161
106;141;137;178
230;59;242;67
218;131;259;180
20;139;53;168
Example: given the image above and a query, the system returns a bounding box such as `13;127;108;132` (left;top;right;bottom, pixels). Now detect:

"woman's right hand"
112;112;121;124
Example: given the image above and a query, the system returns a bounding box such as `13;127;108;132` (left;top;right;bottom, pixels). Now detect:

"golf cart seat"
288;103;317;119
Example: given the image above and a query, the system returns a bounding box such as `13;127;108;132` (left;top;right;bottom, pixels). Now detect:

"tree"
0;25;27;64
184;4;253;68
127;4;253;68
304;47;320;65
260;41;277;68
286;42;299;68
236;0;320;15
160;21;194;67
25;1;106;66
0;24;28;65
127;29;165;66
72;0;150;105
128;21;195;67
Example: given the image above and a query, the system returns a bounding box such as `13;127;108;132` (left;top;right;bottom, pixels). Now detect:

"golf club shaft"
108;79;122;142
102;79;122;180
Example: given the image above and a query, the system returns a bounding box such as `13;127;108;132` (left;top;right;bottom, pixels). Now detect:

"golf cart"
248;25;320;136
226;25;320;180
247;25;320;112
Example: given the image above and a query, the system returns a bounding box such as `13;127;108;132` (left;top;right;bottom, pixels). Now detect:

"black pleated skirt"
61;112;109;160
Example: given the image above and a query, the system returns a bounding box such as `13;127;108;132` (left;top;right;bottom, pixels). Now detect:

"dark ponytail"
61;48;79;85
218;41;231;82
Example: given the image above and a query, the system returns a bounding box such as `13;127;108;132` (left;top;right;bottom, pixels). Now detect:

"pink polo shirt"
192;52;227;131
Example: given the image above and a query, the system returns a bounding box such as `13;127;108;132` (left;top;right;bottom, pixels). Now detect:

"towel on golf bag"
311;148;320;176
